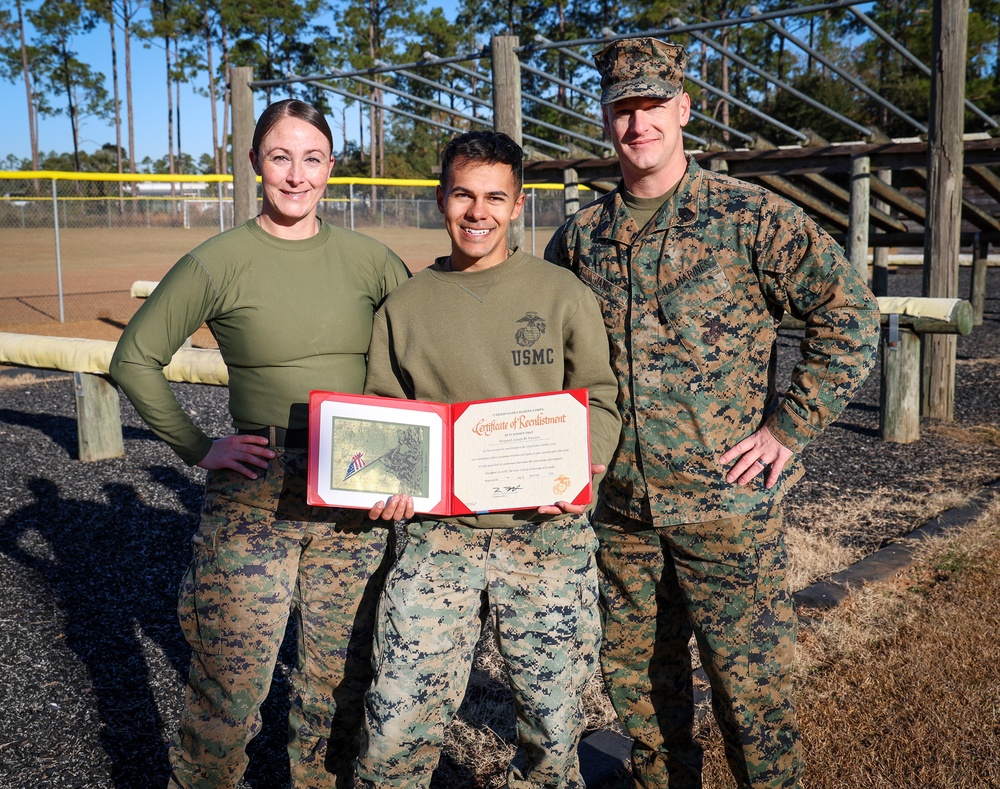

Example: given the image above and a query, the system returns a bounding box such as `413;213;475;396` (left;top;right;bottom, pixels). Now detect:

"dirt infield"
1;227;215;327
1;224;561;332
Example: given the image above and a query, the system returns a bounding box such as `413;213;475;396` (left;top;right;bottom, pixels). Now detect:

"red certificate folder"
307;389;592;515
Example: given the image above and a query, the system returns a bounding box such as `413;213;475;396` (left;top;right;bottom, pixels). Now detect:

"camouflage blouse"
546;156;880;527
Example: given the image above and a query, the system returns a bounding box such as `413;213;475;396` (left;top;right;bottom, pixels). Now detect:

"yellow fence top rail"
0;170;233;183
0;171;576;190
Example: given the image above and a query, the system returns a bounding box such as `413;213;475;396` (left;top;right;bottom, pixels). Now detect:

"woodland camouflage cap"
594;37;688;105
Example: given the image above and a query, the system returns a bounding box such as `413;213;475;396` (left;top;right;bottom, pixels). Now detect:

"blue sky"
0;2;461;167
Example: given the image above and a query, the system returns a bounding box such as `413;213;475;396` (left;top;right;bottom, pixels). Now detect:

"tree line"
1;1;998;181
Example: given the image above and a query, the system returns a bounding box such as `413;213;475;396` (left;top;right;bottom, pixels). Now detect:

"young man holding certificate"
354;131;622;789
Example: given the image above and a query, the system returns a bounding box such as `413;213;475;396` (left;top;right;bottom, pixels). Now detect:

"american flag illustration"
345;452;366;479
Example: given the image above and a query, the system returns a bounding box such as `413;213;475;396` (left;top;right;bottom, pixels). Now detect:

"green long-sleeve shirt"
111;218;409;465
364;248;622;529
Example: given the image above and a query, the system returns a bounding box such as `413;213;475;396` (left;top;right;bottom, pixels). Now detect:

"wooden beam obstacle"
0;332;226;462
782;296;974;444
0;296;974;461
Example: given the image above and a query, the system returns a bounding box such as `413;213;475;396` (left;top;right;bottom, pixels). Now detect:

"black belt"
238;426;309;449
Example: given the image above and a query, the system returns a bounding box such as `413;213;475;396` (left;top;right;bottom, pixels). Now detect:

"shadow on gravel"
0;466;291;787
825;420;880;438
0;473;193;785
0;407;164;460
0;408;78;457
815;401;880;438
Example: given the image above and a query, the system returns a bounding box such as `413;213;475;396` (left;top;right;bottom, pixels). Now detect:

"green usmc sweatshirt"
364;248;622;529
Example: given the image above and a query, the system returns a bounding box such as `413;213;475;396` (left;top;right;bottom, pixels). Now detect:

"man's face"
603;93;691;186
437;159;525;271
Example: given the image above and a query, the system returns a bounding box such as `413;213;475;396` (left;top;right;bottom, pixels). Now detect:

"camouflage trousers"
168;448;390;789
593;503;801;789
354;516;601;789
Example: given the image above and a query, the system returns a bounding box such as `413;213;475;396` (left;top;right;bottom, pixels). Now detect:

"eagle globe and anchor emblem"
515;312;546;346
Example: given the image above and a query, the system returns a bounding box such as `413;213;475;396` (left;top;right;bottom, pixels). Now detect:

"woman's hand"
197;434;275;478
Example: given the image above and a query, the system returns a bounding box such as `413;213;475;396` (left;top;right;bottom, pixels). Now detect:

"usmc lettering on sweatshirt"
511;311;555;366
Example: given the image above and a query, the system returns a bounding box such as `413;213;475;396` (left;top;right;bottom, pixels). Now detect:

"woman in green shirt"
110;99;409;789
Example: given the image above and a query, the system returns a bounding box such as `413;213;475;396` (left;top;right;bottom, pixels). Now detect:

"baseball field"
1;224;559;339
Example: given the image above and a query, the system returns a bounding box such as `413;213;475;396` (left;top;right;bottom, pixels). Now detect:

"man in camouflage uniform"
354;131;621;788
545;37;880;789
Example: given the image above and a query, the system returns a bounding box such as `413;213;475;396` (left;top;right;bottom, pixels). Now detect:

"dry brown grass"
783;416;1000;593
0;369;72;388
785;483;970;591
699;498;1000;789
928;420;1000;448
956;354;1000;371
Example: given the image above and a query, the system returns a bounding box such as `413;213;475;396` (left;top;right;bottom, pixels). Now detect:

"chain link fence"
0;173;573;330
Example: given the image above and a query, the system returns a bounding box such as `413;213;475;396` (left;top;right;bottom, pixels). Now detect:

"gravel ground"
0;266;997;788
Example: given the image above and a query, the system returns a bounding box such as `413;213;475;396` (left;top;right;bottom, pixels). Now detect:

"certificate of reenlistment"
307;389;592;515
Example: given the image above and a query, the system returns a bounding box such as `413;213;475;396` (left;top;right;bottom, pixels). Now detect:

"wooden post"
231;66;257;227
563;168;579;219
491;35;524;253
880;327;921;444
872;169;892;297
74;372;124;462
921;0;968;421
971;235;988;326
848;155;871;284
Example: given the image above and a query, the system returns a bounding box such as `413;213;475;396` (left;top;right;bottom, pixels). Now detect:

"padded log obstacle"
129;280;159;299
779;296;974;336
782;297;974;444
0;333;227;462
878;299;972;443
0;295;976;460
